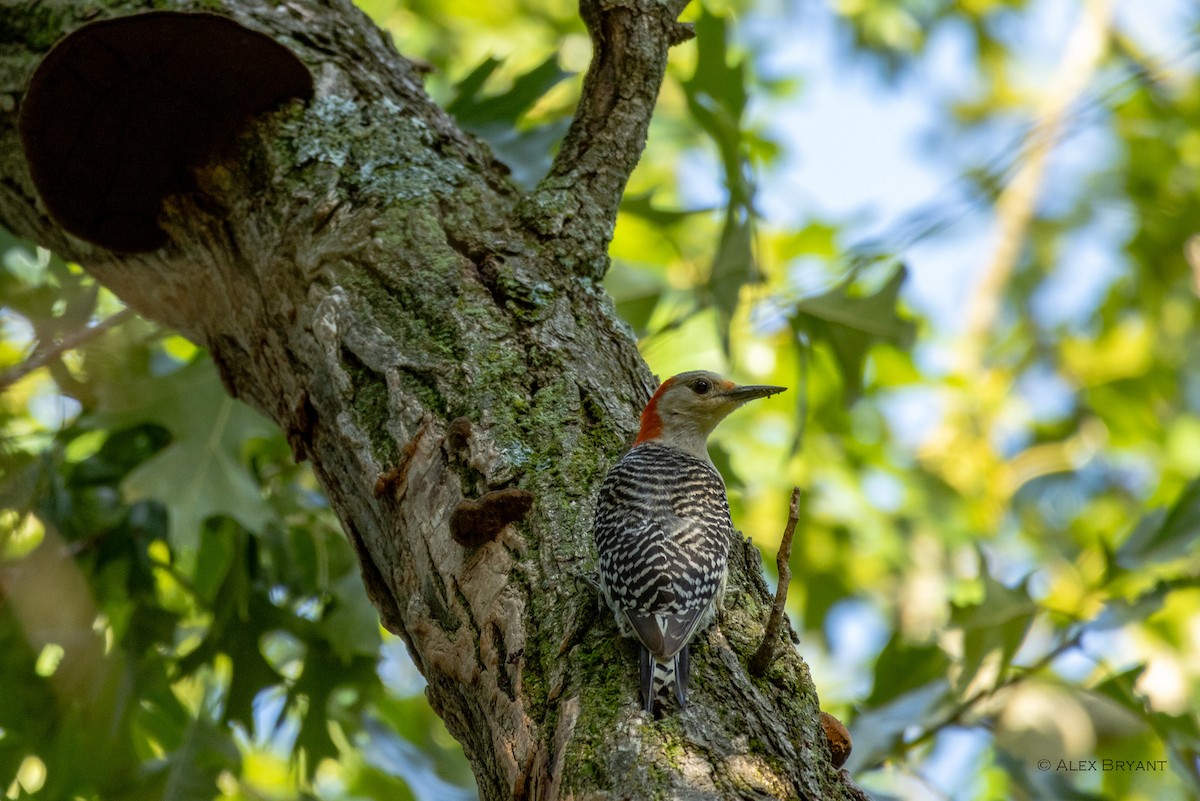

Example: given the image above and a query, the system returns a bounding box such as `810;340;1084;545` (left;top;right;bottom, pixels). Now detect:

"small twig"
749;486;801;677
0;307;136;391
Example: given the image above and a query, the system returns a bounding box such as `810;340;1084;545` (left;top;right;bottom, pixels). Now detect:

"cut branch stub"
19;11;313;253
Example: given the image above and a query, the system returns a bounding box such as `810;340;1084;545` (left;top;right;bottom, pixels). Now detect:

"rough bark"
0;1;869;798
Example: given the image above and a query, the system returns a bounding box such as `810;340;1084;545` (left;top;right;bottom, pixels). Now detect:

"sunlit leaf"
1088;579;1180;632
950;567;1036;691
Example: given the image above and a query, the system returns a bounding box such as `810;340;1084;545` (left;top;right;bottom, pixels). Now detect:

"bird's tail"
639;644;691;712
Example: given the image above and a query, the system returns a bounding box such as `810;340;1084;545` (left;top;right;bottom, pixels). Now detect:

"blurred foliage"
3;1;1200;800
0;234;473;797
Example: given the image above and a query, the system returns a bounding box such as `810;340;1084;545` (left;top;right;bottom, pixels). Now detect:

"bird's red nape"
634;376;676;444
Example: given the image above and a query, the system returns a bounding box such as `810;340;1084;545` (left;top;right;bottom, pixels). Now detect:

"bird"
593;370;786;712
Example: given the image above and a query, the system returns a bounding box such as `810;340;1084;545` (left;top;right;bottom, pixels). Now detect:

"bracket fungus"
19;11;313;252
450;489;534;548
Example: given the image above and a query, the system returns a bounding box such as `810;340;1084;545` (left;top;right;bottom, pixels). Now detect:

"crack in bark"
488;620;517;702
452;575;485;667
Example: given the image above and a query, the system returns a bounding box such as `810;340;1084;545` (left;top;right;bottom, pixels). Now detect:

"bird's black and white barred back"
592;370;785;712
595;441;733;708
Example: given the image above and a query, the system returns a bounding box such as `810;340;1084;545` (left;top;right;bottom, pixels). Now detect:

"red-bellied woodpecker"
594;370;786;712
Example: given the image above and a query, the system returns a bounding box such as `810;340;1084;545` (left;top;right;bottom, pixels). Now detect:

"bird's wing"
611;515;724;660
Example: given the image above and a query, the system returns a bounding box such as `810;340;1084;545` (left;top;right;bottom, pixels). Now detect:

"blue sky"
689;0;1200;335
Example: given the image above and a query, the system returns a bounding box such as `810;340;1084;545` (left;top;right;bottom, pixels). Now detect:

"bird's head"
635;370;786;459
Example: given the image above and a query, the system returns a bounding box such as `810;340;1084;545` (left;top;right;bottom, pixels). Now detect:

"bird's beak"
722;383;787;404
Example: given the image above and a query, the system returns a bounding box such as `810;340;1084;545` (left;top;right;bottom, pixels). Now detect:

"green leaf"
682;10;748;184
791;265;916;404
620;192;712;228
90;358;277;552
781;222;839;259
1090;665;1148;718
865;633;953;707
446;55;573;188
707;211;756;352
291;639;378;766
177;531;285;726
475;117;572;189
679;8;770;353
1117;477;1200;567
0;612;56;782
318;570;384;661
447;56;567;127
192;523;237;603
157;719;240;801
446;57;503;111
614;292;661;336
1089;579;1183;632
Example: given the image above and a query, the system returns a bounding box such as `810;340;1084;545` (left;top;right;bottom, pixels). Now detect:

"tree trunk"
0;1;869;798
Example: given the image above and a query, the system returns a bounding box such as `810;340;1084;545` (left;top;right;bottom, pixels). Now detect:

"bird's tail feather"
639;644;691;712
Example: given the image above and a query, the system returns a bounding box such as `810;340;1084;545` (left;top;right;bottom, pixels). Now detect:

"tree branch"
522;0;694;281
0;2;869;798
958;0;1112;375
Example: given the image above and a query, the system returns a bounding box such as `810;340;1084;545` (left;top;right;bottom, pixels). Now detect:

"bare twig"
0;307;136;392
749;486;801;677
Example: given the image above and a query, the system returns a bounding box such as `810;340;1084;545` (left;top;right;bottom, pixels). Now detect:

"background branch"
958;0;1113;374
0;308;135;392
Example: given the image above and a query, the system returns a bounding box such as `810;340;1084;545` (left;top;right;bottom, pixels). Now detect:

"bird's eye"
693;379;711;395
